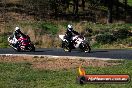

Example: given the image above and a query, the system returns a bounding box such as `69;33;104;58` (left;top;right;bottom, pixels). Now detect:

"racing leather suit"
11;30;25;47
65;28;79;47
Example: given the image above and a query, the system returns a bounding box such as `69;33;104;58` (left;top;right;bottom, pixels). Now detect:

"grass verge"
0;56;131;88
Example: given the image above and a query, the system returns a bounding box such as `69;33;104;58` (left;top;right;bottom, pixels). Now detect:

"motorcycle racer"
11;27;26;48
65;24;79;46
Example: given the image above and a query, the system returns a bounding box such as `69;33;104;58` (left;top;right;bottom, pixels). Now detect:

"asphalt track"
0;48;132;60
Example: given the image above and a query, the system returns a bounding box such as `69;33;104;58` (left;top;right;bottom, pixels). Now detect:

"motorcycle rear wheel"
62;41;71;52
16;47;21;52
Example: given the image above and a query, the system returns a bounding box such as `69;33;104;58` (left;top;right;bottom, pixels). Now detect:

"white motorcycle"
59;35;91;53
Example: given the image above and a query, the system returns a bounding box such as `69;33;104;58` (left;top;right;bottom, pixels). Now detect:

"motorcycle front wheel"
80;42;91;53
29;44;35;52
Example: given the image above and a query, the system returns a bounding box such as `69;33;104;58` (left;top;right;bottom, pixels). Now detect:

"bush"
83;28;93;37
96;34;116;44
39;22;58;35
113;28;131;39
0;33;8;48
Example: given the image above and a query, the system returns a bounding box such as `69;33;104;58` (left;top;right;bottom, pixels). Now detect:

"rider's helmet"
15;27;20;33
67;24;73;31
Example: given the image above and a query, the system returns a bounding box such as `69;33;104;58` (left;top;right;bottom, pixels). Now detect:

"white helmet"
68;24;73;29
15;27;20;31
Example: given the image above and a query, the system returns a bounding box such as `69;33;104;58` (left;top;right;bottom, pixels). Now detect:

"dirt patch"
0;55;122;70
0;55;34;62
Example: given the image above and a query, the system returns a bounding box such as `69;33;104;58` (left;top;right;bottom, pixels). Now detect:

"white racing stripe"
0;54;27;56
0;54;120;60
6;54;13;56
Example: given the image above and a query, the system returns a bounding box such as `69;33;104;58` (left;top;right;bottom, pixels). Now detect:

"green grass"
0;60;132;88
38;22;59;35
0;34;9;48
128;0;132;6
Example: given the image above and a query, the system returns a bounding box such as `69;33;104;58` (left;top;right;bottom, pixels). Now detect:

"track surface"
0;48;132;59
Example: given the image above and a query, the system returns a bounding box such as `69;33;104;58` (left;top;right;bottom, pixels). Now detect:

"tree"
123;0;127;20
107;0;113;23
73;0;79;14
82;0;85;11
115;0;119;19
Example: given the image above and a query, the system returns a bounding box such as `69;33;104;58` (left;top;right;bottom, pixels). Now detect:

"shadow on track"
89;50;108;53
34;49;54;52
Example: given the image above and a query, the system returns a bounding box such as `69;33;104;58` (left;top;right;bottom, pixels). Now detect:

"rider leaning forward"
11;27;26;47
65;24;79;46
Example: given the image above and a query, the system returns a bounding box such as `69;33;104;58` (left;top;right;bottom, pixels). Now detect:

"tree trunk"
73;0;78;14
115;0;119;19
107;0;113;23
75;0;78;14
66;0;70;8
54;0;58;18
73;0;76;14
82;0;85;11
123;0;127;20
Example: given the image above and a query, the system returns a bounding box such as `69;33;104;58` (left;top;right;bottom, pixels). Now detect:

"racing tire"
80;42;91;53
30;44;35;52
16;47;21;52
62;41;71;52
